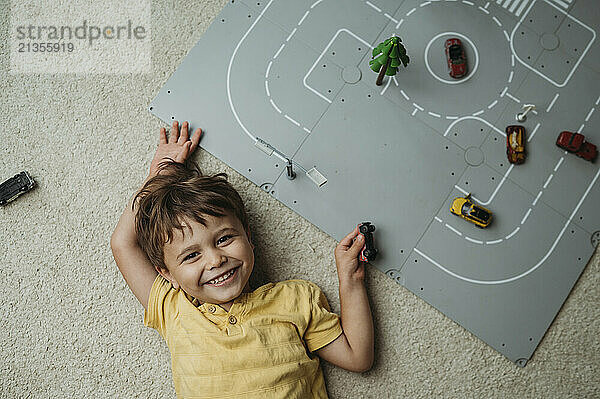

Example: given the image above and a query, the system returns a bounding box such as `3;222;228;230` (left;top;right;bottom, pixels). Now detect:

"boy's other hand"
149;121;203;177
334;225;366;285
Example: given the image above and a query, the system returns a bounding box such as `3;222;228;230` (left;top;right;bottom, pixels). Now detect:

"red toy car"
556;131;597;162
445;38;467;79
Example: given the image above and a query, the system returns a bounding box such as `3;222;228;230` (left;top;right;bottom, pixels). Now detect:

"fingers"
190;128;203;152
175;141;192;163
338;224;361;248
159;127;167;144
170;120;179;143
178;121;189;143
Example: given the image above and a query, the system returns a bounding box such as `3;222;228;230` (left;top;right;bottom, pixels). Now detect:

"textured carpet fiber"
1;1;598;397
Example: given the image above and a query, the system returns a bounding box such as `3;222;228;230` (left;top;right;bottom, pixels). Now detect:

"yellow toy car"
450;193;493;228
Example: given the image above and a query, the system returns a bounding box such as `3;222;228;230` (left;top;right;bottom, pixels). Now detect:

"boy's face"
159;212;254;310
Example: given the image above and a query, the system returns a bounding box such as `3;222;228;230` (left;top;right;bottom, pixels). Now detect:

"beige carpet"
1;0;598;397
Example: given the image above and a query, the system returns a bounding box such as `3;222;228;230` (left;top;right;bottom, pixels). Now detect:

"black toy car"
358;222;378;262
0;171;35;206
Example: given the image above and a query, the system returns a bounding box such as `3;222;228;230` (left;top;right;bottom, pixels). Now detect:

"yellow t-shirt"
144;275;343;399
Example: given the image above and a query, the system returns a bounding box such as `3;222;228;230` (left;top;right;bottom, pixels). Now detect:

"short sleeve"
143;274;176;338
303;282;343;352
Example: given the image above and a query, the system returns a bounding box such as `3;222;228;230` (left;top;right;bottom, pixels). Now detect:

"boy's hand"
334;225;366;285
149;121;203;177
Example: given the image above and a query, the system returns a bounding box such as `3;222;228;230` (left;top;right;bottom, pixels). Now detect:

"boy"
110;121;374;398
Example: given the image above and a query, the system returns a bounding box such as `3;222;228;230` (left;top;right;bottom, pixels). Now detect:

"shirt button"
208;305;216;313
228;315;237;325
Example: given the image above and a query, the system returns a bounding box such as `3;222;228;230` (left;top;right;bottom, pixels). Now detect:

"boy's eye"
218;235;233;244
184;252;199;261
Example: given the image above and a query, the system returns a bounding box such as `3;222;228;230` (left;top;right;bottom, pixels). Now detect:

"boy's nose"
205;252;227;270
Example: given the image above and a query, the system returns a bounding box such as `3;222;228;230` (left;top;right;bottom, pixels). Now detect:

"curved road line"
415;167;600;285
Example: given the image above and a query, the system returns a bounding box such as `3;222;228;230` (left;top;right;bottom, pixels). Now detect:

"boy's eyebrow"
176;226;236;261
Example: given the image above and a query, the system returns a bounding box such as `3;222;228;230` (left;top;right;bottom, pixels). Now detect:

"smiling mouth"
204;266;239;286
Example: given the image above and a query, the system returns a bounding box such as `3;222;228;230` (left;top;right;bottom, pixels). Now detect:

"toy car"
506;125;526;164
357;222;378;262
0;171;36;206
556;131;597;162
445;38;467;79
450;193;492;228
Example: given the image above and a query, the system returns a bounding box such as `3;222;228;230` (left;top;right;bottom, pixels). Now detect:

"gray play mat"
149;0;599;366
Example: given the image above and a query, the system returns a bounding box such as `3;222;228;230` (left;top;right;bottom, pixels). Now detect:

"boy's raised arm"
110;121;202;310
316;225;375;372
110;176;157;310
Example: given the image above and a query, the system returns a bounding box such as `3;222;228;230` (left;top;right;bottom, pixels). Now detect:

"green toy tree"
369;36;410;86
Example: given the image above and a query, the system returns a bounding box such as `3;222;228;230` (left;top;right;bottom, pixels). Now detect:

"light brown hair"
133;158;250;270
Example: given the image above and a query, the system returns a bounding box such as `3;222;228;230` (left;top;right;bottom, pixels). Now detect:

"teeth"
208;269;234;284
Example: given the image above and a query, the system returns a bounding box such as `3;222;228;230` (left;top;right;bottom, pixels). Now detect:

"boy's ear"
155;265;180;290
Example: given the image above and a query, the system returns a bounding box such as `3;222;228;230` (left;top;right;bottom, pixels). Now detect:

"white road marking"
505;227;520;240
478;6;490;14
298;10;310;25
392;76;399;86
503;30;510;42
509;1;596;88
465;236;484;244
446;115;459;120
406;7;416;16
546;93;560;112
516;0;530;17
505;92;520;103
385;13;398;23
270;98;282;113
500;86;508;97
274;43;285;59
487;99;499;109
413;103;424;111
420;2;431;7
509;0;522;12
521;208;532;225
284;114;301;127
396;18;404;28
462;0;474;5
532;190;543;206
303;127;311;133
265;80;270;97
492;16;502;26
286;28;297;42
543;174;554;189
486;239;503;244
435;216;442;223
585;107;595;122
428;111;441;118
445;224;463;236
414;167;600;285
511;54;515;67
508;70;514;83
400;89;409;100
266;61;273;78
412;108;418;116
578;123;585;133
552;0;569;8
554;157;564;172
310;0;323;9
472;110;484;116
444;116;506;138
596;95;600;105
366;1;381;12
527;122;541;142
303;29;373;104
485;1;490;8
380;76;393;95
